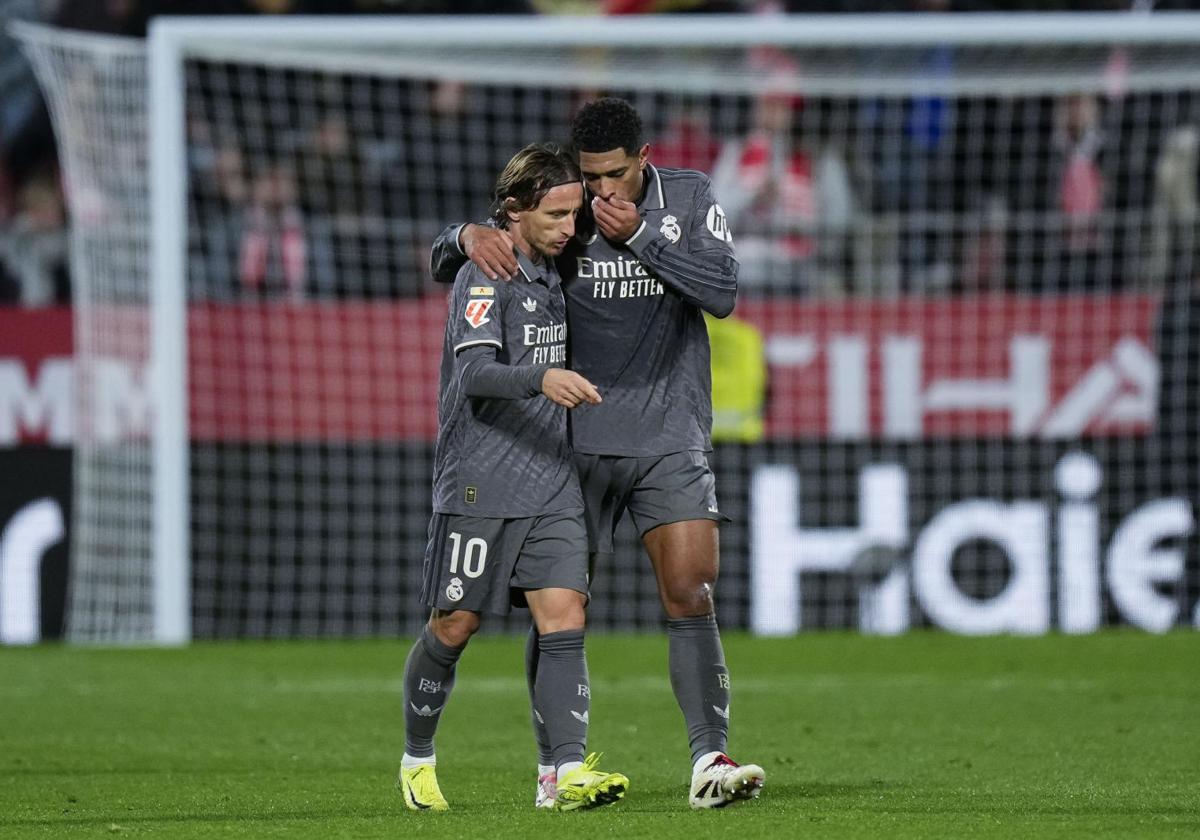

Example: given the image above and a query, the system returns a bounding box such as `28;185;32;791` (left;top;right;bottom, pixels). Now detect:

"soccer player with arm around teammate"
429;98;764;810
399;143;627;814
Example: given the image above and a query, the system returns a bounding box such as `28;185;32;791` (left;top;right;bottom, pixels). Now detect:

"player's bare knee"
538;613;586;634
429;609;480;647
557;598;587;632
661;579;715;618
532;590;586;634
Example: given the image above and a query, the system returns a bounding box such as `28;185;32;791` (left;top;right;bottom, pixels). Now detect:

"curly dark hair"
570;97;644;155
490;143;581;229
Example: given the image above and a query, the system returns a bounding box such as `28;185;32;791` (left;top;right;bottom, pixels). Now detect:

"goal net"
18;14;1200;641
18;25;155;643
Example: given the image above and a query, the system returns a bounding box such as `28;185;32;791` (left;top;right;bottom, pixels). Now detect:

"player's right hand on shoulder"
541;369;602;409
462;224;518;281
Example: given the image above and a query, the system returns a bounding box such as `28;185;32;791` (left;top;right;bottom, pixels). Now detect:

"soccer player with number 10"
400;143;628;813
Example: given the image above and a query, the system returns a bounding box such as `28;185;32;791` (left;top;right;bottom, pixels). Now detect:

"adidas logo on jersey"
410;702;444;717
522;297;537;312
570;710;589;724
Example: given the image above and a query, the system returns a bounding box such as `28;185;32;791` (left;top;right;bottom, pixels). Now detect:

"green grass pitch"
2;632;1198;838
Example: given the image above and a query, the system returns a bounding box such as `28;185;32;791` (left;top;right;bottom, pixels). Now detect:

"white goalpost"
16;13;1200;642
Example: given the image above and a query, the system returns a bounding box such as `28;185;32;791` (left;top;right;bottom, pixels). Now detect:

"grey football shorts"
420;508;589;615
574;450;730;555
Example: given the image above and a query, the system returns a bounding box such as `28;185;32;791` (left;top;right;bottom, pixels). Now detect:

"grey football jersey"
431;165;739;458
432;252;583;517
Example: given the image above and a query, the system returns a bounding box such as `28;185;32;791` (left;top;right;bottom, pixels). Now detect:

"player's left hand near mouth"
592;196;641;242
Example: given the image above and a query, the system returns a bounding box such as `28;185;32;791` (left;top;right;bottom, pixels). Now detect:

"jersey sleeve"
429;223;471;285
459;345;546;400
625;175;739;318
447;267;504;354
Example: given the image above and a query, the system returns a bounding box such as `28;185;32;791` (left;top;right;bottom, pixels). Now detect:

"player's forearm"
460;351;548;400
429;223;470;285
627;234;739;318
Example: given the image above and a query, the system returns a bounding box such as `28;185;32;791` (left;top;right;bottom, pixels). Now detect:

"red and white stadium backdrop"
184;294;1164;443
741;295;1159;440
0;295;1157;447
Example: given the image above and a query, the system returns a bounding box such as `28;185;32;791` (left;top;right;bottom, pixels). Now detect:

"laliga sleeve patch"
705;204;733;243
464;299;494;328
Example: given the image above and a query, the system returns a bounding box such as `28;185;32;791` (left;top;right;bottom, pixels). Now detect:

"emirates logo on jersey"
464;299;493;328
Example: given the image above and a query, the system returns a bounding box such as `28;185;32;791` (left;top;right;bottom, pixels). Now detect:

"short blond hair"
491;143;581;229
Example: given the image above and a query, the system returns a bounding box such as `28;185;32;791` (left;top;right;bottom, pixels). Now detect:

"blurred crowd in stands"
2;0;1199;305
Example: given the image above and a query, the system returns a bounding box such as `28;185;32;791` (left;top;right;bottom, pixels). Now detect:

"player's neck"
508;227;544;265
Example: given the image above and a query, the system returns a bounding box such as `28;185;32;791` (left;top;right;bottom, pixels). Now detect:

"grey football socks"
402;624;465;759
533;628;589;769
524;624;555;766
667;613;730;762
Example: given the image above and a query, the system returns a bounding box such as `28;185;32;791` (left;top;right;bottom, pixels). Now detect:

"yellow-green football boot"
398;762;449;812
554;753;628;812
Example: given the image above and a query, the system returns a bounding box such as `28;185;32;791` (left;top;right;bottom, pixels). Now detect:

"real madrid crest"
445;577;464;602
659;214;682;243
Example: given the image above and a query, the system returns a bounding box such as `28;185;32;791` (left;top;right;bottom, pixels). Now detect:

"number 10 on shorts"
447;532;488;579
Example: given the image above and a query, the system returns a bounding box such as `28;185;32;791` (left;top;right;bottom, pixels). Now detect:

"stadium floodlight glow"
13;12;1200;642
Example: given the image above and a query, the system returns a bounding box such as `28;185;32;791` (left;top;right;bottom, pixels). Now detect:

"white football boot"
688;753;765;809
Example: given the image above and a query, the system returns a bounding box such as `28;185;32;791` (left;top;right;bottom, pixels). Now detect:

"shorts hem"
572;446;712;458
511;582;590;605
637;511;730;538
